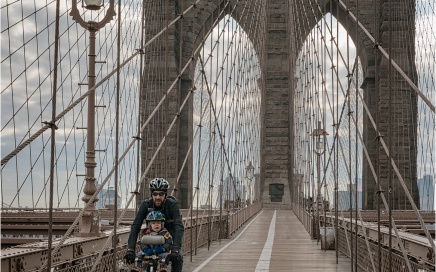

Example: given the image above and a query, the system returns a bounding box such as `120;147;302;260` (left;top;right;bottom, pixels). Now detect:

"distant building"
96;185;122;209
417;175;434;210
334;178;362;210
253;173;260;202
218;176;244;209
334;190;362;210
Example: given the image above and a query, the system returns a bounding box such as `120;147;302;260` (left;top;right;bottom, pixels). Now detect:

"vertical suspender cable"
112;0;122;270
135;0;147;211
310;20;319;232
195;6;209;252
334;101;339;253
190;5;201;262
195;50;204;256
314;30;318;240
372;0;382;272
205;10;215;242
209;3;222;249
221;11;231;240
308;39;314;233
321;10;328;249
326;0;338;262
332;0;338;260
208;91;213;250
354;2;359;270
314;13;326;251
218;10;226;244
347;26;353;272
157;0;162;183
287;0;293;209
334;1;339;264
388;0;393;269
343;2;353;268
207;16;212;252
174;0;180;185
163;0;168;177
142;0;151;183
47;0;61;269
226;17;233;215
373;0;381;270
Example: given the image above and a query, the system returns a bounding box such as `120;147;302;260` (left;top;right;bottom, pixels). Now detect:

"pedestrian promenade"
183;209;363;271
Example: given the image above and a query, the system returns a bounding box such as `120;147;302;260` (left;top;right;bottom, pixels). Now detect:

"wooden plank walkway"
183;209;363;271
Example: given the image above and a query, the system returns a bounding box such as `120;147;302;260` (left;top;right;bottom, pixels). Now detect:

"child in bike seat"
138;210;173;269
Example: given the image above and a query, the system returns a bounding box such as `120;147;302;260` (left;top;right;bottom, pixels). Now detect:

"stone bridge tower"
140;0;419;210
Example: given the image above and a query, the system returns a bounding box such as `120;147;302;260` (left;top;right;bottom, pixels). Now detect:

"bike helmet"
145;210;165;228
149;178;169;192
146;210;165;222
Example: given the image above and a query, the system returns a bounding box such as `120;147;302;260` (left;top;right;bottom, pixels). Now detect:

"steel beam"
1;226;131;272
323;214;435;267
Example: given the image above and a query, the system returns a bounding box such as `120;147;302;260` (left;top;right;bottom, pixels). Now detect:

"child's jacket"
141;228;173;255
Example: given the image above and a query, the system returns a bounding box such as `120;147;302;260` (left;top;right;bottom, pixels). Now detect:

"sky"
1;1;434;210
293;8;435;206
1;0;143;208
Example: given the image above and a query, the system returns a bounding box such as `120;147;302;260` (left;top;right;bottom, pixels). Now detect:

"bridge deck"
183;209;363;271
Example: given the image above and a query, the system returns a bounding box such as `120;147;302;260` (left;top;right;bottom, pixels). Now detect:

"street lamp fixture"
70;0;116;29
83;0;103;10
246;161;255;180
310;121;328;242
70;0;115;237
246;161;255;204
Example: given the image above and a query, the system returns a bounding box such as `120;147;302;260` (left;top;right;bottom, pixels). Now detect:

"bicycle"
131;235;170;272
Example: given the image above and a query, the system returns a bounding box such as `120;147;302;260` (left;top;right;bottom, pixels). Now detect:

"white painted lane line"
192;210;264;272
255;210;276;271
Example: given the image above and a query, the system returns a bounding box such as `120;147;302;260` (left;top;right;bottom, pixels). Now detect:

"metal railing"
1;203;261;271
292;203;435;271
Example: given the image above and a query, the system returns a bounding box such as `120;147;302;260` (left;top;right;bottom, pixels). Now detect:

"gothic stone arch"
289;0;419;210
141;0;418;210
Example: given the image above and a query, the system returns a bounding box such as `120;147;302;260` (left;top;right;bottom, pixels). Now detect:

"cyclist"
124;178;184;272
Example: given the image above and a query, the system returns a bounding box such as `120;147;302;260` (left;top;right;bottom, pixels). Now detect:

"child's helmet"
149;178;169;192
146;211;165;228
146;210;165;222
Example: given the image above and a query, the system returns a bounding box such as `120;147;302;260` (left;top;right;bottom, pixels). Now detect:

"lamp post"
246;161;255;205
311;121;328;242
70;0;115;237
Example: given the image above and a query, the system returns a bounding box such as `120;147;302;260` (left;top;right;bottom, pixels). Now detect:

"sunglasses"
152;191;165;197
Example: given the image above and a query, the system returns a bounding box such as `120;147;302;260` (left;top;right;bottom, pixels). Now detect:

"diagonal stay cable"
72;0;250;267
1;0;202;167
90;77;196;272
40;47;196;269
336;110;412;271
41;0;258;268
180;1;253;224
303;5;434;254
347;100;414;271
37;3;207;270
171;0;246;202
197;53;244;204
336;0;435;113
355;80;436;252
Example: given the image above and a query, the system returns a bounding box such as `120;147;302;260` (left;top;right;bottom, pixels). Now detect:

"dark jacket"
127;196;184;250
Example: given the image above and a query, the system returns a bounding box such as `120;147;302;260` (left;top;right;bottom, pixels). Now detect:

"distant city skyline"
417;175;434;210
333;177;363;210
96;185;122;209
331;176;435;211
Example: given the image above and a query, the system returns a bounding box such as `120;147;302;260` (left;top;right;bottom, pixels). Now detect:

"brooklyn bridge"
1;0;435;271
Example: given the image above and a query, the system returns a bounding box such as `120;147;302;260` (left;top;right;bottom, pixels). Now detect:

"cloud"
191;15;261;206
1;0;145;209
294;9;436;207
